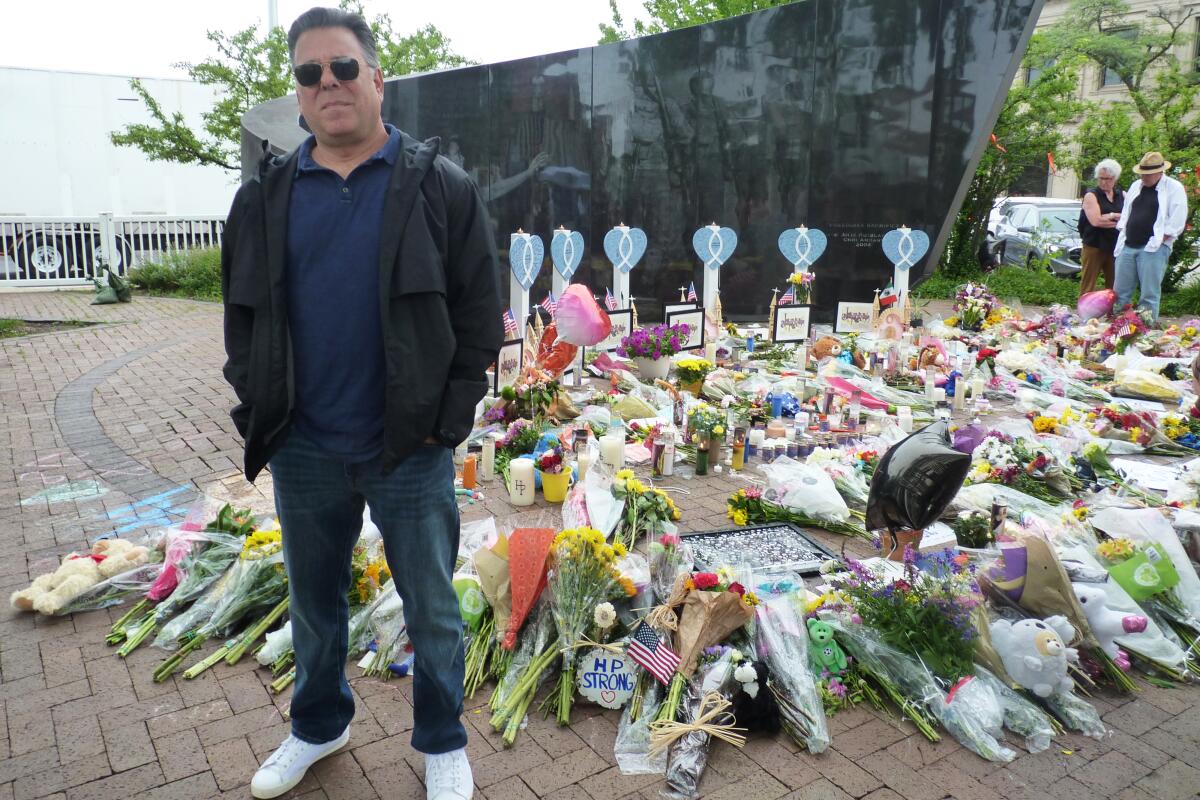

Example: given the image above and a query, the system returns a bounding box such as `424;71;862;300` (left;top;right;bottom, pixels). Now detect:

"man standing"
1113;151;1189;322
220;8;501;799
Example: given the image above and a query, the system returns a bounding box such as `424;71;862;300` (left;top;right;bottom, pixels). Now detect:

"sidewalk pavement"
1;291;1198;800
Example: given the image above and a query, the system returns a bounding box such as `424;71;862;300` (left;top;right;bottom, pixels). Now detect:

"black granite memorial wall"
241;0;1043;320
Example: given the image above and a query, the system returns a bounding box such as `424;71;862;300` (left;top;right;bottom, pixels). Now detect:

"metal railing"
0;213;226;287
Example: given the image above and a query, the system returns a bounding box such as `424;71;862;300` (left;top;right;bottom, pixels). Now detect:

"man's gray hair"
1094;159;1122;180
287;7;379;69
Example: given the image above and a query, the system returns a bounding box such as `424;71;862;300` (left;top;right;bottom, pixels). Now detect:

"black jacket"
221;131;503;482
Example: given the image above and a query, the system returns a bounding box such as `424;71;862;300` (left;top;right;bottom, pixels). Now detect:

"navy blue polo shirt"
285;125;401;461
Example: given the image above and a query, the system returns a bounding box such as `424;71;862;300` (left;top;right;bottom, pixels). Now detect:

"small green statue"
807;618;848;674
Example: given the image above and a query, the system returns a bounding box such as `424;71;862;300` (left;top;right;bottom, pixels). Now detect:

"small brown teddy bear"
808;335;866;368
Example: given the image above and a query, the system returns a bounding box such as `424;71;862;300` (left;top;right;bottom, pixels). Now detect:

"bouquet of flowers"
955;282;997;332
754;593;830;752
1163;413;1200;450
1082;443;1166;507
675;358;714;390
652;570;758;724
1102;308;1149;354
494;418;545;483
153;529;288;682
490;598;557;745
964;431;1074;503
836;550;982;682
113;530;246;656
685;403;725;445
952;511;994;550
619;323;691;361
612;469;681;551
787;270;816;304
807;447;871;509
536;440;567;475
545;527;637;724
725;486;869;539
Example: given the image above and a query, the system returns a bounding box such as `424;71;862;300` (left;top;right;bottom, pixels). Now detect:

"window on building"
1101;28;1137;88
1026;57;1056;85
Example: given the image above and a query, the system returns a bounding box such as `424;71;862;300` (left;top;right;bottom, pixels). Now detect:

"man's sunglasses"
293;57;361;87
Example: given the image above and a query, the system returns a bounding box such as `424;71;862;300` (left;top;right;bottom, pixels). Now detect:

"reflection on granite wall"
241;0;1042;320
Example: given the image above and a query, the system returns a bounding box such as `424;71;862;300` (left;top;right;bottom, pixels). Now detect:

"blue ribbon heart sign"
881;226;930;272
692;225;737;270
550;229;584;281
509;232;545;290
603;225;647;274
777;226;827;270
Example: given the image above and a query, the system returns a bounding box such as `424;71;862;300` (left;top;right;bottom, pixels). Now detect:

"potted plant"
537;442;572;503
675;357;714;396
951;510;994;554
619;323;691;381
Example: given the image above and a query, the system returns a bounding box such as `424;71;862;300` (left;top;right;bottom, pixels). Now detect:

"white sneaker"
251;726;350;799
425;747;474;800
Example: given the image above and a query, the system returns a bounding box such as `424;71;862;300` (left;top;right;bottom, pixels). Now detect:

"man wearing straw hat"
1113;151;1189;322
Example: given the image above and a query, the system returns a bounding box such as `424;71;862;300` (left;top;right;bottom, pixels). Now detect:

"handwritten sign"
836;302;875;333
772;304;811;342
575;647;636;709
494;339;523;396
665;307;705;351
595;309;633;352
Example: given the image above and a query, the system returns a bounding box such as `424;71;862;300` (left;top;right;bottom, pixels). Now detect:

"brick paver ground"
2;290;1199;800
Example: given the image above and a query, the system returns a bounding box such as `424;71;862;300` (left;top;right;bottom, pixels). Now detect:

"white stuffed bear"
989;616;1078;698
9;538;150;615
1072;582;1148;665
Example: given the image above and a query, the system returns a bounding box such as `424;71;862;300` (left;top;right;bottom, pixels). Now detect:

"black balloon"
866;420;971;534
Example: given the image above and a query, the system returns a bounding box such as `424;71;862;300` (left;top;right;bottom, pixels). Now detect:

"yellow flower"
615;468;635;481
742;592;760;607
1097;538;1135;561
944;316;959;327
1128;426;1143;443
1186;326;1197;337
732;509;749;526
1032;416;1057;434
620;577;637;597
1072;506;1090;521
612;541;628;558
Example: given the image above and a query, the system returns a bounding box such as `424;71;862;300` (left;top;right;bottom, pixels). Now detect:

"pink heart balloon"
555;283;612;346
1077;289;1115;322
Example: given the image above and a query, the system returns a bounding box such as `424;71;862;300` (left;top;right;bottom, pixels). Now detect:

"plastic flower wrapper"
970;666;1055;753
1082;442;1169;507
545;527;636;724
153;529;288;681
758;457;852;524
725;485;869;539
107;527;206;640
827;620;1015;762
117;530;244;656
360;583;408;678
700;368;742;403
57;561;164;617
806;447;871;510
615;673;669;775
754;592;830;753
653;648;743;800
648;531;694;607
489;597;557;745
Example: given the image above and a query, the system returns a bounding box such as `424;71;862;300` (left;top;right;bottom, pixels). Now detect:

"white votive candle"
481;436;496;481
508;459;535;506
600;434;625;470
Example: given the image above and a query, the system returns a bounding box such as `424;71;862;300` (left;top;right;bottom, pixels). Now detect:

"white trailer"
0;66;235;285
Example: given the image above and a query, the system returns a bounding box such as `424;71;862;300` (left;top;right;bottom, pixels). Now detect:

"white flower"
819;559;840;574
734;663;757;684
727;648;744;663
742;681;759;699
593;602;617;629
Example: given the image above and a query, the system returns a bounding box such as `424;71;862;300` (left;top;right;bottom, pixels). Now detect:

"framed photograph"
665;307;705;351
664;302;697;315
836;301;875;333
493;338;523;396
772;304;811;342
594;309;633;352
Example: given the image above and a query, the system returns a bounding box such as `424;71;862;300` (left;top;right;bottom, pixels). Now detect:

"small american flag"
1118;321;1133;337
605;287;618;311
541;292;557;317
687;282;698;303
780;285;795;305
502;308;518;337
627;621;679;685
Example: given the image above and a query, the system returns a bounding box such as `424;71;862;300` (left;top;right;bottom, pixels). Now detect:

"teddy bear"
809;335;843;366
1072;582;1149;667
10;538;150;615
989;616;1078;698
807;618;848;674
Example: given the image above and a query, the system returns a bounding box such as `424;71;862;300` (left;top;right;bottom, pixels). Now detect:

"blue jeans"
1114;245;1170;322
268;431;466;753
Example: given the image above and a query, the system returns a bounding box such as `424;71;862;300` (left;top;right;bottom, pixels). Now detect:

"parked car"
990;197;1084;277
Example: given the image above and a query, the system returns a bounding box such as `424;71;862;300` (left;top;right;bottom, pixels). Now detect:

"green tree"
939;40;1085;277
1045;0;1199;288
111;2;470;173
599;0;790;42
